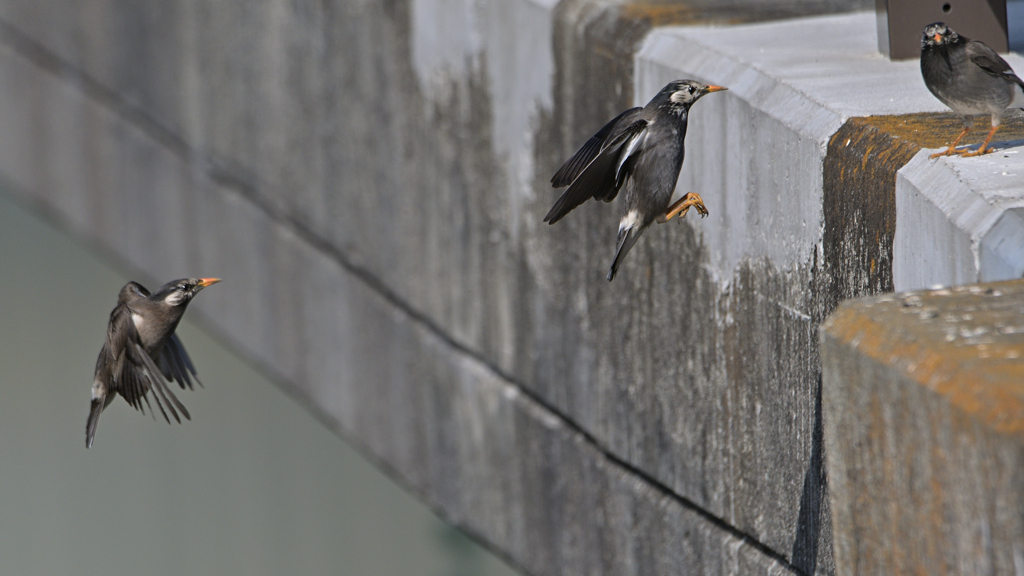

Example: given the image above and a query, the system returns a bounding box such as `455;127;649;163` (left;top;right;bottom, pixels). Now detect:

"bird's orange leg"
959;123;1000;157
662;192;709;222
929;126;970;159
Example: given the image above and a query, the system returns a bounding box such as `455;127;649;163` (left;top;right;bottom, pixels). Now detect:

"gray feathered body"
922;28;1024;126
607;110;687;281
546;79;718;281
86;279;215;448
620;112;687;233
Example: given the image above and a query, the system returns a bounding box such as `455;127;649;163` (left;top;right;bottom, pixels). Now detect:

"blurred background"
0;188;519;576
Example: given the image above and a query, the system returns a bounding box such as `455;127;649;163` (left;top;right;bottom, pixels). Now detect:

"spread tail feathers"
607;225;643;282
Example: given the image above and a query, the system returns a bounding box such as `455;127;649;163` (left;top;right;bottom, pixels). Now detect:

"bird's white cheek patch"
619;210;641;232
670;91;690;105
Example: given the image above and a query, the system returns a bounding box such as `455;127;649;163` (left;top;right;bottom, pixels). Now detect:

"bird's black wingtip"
551;166;572;188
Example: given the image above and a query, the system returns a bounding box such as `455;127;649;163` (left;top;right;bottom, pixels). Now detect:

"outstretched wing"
129;341;191;423
544;118;648;224
966;40;1024;88
106;305;191;424
551;107;642;187
158;333;203;390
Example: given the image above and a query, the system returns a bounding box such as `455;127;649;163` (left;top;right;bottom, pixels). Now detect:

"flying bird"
921;22;1024;158
86;278;220;448
545;79;726;281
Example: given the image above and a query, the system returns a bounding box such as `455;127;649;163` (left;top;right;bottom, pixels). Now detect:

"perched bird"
86;278;220;448
921;22;1024;158
545;79;725;281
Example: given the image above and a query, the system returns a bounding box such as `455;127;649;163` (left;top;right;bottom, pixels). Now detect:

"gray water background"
0;189;519;576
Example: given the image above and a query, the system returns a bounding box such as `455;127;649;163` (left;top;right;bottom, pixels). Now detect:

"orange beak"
198;278;221;287
934;33;943;43
705;85;728;93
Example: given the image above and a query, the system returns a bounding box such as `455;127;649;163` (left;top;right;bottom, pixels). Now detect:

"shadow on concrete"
791;374;825;575
981;137;1024;154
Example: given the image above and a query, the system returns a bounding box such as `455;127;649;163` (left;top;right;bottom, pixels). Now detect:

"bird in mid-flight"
545;79;726;281
86;277;220;448
921;22;1024;158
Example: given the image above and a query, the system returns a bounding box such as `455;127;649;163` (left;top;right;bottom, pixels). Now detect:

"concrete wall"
822;279;1024;575
1;1;1022;575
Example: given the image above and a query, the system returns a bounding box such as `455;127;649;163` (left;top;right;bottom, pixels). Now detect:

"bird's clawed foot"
929;146;961;159
929;126;972;159
928;145;990;158
929;125;1000;159
663;192;709;222
957;126;999;157
956;146;993;157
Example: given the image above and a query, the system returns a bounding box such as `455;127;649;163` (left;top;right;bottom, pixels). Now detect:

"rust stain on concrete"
854;112;1024;151
621;1;876;27
821;118;921;315
823;279;1024;435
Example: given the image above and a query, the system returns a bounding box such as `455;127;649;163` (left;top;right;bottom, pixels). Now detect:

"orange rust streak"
851;113;1024;152
825;301;1024;435
861;144;875;170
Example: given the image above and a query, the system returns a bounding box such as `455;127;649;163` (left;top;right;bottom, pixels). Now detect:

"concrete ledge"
649;13;1024;296
821;279;1024;575
896;149;1024;291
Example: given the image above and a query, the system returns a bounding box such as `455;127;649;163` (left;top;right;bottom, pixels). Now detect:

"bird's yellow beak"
705;85;728;93
933;33;943;43
198;278;221;287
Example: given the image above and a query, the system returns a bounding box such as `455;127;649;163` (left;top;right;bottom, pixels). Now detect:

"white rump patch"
619;210;641;233
131;312;145;329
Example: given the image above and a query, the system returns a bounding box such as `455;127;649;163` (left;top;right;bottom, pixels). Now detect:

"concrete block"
895;150;1024;291
822;279;1024;575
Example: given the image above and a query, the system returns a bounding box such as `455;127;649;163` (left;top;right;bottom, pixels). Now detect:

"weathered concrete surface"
895;148;1024;291
826;112;1024;303
0;6;813;573
11;1;1016;575
633;12;958;572
822;280;1024;576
